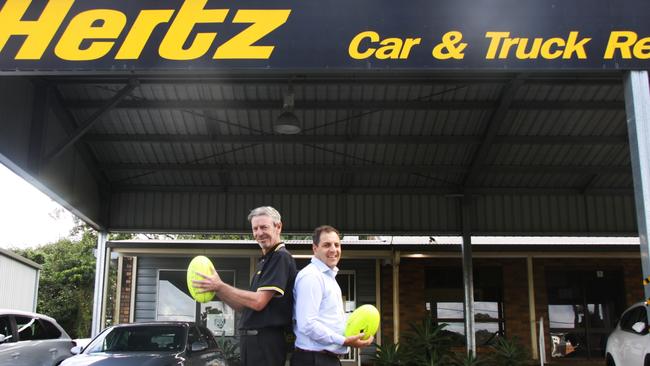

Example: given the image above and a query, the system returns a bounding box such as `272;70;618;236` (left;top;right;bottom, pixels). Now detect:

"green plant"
487;337;532;366
450;353;485;366
371;340;406;366
402;318;454;366
215;336;240;366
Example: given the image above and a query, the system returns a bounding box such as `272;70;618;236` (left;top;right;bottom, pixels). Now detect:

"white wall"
0;254;39;311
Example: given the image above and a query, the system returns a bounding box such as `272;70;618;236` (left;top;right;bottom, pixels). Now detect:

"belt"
238;327;285;336
294;347;344;359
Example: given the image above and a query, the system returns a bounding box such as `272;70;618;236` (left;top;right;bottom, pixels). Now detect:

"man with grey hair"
194;206;297;366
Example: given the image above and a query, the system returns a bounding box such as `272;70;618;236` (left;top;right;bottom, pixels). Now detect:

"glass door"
546;269;624;359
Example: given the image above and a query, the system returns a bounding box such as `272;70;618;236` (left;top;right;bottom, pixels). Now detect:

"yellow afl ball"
186;256;216;303
344;304;380;340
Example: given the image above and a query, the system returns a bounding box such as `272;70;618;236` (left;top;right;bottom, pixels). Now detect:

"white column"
91;231;108;337
624;71;650;311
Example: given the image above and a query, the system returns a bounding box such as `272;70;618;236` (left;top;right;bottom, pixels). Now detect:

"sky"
0;163;76;250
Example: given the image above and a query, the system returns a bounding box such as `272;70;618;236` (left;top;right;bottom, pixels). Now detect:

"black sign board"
1;0;649;71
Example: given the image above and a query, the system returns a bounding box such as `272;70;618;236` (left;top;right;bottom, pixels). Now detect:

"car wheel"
645;354;650;366
606;354;616;366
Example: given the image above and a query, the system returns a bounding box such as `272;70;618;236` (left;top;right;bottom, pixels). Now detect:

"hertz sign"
1;0;650;71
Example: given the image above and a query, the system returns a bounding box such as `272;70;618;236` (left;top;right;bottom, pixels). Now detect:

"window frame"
0;315;16;344
425;265;506;347
155;268;237;337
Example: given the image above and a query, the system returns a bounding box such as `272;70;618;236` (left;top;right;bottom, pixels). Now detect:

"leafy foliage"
13;228;97;338
402;318;454;366
215;336;241;366
487;337;532;366
450;353;486;366
371;316;534;366
371;340;407;366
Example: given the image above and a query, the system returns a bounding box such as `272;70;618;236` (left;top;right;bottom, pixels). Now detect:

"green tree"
13;228;97;338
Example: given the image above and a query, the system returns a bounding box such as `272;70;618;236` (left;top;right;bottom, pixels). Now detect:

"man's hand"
192;267;223;293
343;333;374;348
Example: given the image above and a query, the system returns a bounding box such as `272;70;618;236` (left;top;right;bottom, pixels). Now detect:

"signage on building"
1;0;649;71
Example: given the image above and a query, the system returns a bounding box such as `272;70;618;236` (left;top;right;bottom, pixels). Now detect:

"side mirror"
70;345;83;355
190;341;208;352
632;321;647;334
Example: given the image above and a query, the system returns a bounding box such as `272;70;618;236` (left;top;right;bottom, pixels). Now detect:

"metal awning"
0;71;638;236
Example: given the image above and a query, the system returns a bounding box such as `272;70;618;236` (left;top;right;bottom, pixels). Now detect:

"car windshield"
84;325;185;353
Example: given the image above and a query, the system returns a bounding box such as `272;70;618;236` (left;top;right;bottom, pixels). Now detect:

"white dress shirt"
293;257;348;354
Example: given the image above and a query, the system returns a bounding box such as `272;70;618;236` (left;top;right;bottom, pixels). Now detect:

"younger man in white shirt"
291;225;374;366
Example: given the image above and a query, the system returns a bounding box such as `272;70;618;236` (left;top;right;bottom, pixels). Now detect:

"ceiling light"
274;86;301;134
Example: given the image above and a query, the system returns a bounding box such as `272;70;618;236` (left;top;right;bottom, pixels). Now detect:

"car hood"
61;352;185;366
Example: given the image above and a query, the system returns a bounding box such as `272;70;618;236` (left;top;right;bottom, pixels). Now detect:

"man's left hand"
343;334;374;348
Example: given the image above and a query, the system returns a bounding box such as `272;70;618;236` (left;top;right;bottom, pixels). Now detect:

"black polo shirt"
239;243;297;330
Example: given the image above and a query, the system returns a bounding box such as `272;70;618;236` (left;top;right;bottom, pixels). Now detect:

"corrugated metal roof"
42;72;638;234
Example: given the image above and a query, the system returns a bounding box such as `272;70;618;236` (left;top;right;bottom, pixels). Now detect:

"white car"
0;308;74;366
606;302;650;366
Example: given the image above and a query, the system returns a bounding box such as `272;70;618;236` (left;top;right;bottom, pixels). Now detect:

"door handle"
10;352;20;358
49;348;58;354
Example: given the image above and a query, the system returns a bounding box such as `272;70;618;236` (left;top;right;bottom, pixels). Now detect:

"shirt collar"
260;242;284;261
311;256;338;276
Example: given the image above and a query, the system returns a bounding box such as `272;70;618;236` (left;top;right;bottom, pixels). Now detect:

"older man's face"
251;215;282;253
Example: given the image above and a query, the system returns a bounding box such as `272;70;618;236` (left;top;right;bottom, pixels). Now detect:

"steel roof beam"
65;99;624;111
45;79;139;162
82;134;628;146
462;75;527;187
47;87;111;195
110;184;633;196
47;72;623;85
100;163;630;175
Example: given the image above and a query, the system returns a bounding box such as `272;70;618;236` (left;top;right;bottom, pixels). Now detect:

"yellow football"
186;256;216;303
344;304;380;340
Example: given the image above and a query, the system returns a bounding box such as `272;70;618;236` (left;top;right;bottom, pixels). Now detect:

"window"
157;268;236;336
199;326;218;349
337;270;357;361
619;306;647;333
14;316;58;341
0;316;12;343
546;269;624;359
40;319;62;338
425;266;504;346
86;325;185;353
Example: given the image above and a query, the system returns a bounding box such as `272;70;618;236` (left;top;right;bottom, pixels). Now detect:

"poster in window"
201;301;235;336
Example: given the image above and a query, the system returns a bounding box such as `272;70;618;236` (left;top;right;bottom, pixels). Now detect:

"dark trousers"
240;328;287;366
290;350;342;366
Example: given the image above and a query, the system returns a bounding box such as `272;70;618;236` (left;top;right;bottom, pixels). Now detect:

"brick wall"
379;255;642;358
118;256;134;324
380;262;394;342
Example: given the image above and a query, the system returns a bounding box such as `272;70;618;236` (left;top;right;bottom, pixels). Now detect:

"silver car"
61;322;226;366
0;308;74;366
605;302;650;366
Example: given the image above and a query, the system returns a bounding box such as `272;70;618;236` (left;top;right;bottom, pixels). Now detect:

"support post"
623;71;650;314
461;196;476;356
392;250;400;344
91;231;108;337
129;257;138;322
527;256;539;360
375;259;382;346
114;255;123;325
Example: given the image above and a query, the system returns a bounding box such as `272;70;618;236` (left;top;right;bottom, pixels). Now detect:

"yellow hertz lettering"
0;0;290;61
